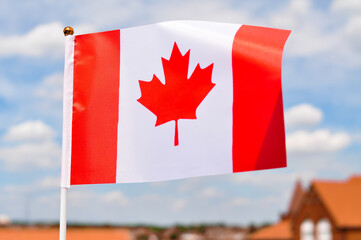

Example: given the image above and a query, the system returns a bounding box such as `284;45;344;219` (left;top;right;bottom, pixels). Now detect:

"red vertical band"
71;30;120;185
232;25;290;172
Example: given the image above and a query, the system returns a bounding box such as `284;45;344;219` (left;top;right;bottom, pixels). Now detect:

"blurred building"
249;175;361;240
0;215;11;226
131;226;248;240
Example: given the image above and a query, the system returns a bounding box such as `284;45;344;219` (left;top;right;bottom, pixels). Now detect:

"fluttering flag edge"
61;35;75;188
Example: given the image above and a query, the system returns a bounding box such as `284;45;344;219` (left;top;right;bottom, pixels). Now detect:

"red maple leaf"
137;42;215;146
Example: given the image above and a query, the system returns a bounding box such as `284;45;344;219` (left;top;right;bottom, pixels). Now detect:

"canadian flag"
61;21;290;187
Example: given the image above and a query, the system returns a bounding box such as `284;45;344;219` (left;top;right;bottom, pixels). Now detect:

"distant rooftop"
312;175;361;228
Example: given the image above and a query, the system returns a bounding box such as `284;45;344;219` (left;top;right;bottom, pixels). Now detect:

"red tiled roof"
287;180;304;215
312;175;361;228
0;227;132;240
249;219;292;240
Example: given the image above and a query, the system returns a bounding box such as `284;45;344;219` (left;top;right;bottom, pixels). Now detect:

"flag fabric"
61;21;290;188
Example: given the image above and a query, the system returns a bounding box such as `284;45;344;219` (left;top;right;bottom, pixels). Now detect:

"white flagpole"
60;26;74;240
59;187;68;240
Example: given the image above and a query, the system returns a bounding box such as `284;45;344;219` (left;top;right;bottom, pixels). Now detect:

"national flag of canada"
61;21;290;187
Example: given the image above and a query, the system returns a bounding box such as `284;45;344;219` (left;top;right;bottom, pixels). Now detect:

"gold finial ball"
63;26;74;36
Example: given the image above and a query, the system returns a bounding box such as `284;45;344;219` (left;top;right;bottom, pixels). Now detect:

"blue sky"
0;0;360;226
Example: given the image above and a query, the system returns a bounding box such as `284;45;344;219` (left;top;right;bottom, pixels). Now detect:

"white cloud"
0;22;64;58
69;0;251;28
0;76;15;100
103;191;129;206
178;177;205;193
0;120;61;171
36;176;60;189
0;22;95;58
0;141;61;170
331;0;361;14
198;187;223;198
269;0;340;58
231;197;250;206
351;132;361;145
32;72;65;119
260;0;360;67
286;129;351;153
345;16;361;50
34;73;63;101
68;190;96;207
231;171;315;187
3;176;60;193
286;26;341;58
68;189;129;208
70;1;147;27
0;0;358;67
285;104;323;128
230;195;288;209
171;199;187;212
270;0;311;27
36;193;59;206
150;0;251;24
3;120;56;142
